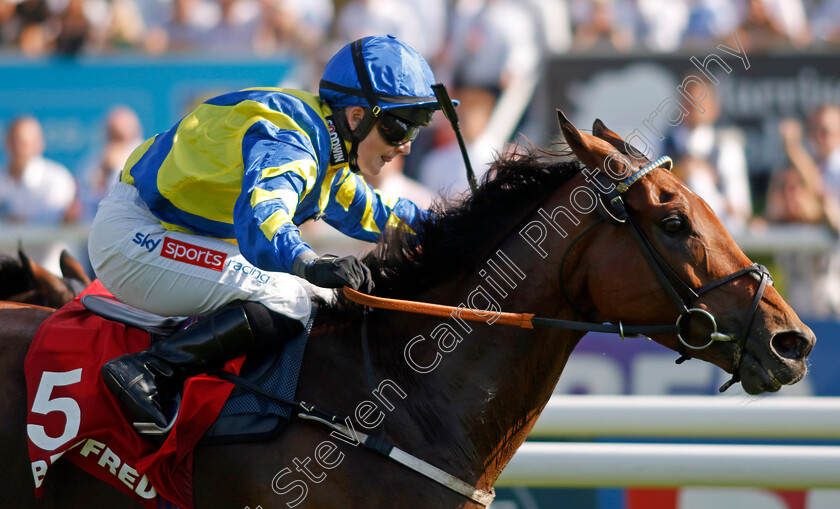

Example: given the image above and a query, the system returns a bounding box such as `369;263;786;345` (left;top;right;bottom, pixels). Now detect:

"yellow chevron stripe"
259;209;294;240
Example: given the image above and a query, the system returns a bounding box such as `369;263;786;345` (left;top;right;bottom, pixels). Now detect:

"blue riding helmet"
320;35;458;172
320;35;443;115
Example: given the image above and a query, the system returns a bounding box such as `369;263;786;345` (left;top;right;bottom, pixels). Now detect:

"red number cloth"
25;279;244;509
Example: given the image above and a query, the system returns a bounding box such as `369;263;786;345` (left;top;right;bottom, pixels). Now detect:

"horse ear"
592;118;622;141
19;249;74;308
557;109;583;145
592;118;651;166
557;109;610;171
18;249;37;290
60;250;92;286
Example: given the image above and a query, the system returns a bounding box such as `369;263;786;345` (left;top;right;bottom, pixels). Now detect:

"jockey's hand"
304;255;374;293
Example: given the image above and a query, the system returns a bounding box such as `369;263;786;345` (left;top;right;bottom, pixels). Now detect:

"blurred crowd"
2;0;840;319
1;0;840;59
665;76;840;318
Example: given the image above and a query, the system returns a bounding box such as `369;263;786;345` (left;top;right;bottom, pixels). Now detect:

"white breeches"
88;182;312;324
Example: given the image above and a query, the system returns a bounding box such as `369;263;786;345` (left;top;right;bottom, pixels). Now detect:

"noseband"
566;156;773;392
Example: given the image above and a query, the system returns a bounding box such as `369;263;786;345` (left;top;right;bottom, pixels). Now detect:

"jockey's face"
346;106;412;177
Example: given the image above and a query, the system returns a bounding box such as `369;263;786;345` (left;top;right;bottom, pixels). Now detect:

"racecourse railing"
528;395;840;439
497;395;840;489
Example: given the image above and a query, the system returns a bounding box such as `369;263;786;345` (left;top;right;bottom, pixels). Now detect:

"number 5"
27;369;83;451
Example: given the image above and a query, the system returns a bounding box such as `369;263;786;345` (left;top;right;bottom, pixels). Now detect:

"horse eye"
662;216;685;234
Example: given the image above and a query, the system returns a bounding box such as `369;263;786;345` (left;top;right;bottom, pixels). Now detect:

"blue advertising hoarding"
0;56;301;174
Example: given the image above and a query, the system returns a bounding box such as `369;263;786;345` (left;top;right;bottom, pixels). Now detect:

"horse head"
0;249;91;308
556;110;815;394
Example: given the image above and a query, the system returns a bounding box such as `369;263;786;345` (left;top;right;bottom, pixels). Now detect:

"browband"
616;156;673;193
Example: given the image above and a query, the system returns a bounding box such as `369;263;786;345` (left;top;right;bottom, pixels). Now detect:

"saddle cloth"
25;279;311;509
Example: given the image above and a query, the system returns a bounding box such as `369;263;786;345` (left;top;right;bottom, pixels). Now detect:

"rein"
343;287;679;339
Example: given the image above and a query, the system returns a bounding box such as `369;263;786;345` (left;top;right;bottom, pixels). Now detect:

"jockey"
90;35;449;428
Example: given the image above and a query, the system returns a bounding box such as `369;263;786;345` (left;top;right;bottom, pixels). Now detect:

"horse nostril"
771;332;812;361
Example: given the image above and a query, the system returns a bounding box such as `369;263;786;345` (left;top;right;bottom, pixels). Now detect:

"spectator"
106;0;147;50
142;0;217;54
807;104;840;196
416;85;500;199
811;0;840;46
11;0;53;56
0;0;19;47
736;0;811;51
760;116;840;319
197;0;261;55
76;106;144;222
682;0;743;49
254;0;333;55
663;76;752;230
335;0;442;61
0;115;79;275
569;0;634;52
0;115;76;224
765;166;830;226
634;0;690;53
771;109;840;231
444;0;541;94
415;0;541;199
55;0;89;54
763;166;840;319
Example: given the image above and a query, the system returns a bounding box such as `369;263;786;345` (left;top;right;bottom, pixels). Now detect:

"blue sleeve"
234;120;319;273
321;168;429;242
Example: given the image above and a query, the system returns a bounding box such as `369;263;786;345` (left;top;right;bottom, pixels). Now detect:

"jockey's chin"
357;130;411;177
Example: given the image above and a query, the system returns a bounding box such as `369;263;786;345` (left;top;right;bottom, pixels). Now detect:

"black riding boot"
102;300;261;428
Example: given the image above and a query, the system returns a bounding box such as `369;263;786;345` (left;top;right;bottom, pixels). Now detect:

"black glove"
303;255;374;293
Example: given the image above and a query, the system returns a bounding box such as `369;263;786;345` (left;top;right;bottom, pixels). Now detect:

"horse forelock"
343;148;583;303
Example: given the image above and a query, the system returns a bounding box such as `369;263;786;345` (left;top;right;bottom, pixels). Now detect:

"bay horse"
0;249;91;307
0;113;815;508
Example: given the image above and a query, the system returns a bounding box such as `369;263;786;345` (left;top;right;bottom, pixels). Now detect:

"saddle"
80;294;313;443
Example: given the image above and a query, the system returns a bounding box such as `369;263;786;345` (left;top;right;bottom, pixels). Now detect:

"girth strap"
297;413;496;506
213;370;496;506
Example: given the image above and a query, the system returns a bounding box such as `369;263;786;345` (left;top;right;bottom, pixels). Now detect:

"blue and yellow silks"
121;88;427;273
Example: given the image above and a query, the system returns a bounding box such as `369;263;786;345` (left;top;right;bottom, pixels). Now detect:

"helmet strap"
333;106;377;173
345;38;383;173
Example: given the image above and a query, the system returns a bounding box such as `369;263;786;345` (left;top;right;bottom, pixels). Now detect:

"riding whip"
432;83;478;192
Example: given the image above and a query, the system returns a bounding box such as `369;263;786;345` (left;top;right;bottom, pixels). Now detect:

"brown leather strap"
343;287;534;329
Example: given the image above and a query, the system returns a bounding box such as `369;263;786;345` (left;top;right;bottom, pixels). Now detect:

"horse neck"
366;218;591;490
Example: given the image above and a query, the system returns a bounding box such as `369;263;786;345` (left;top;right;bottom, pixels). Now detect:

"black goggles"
377;113;422;147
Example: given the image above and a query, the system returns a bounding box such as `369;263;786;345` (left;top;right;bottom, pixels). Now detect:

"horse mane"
329;147;582;313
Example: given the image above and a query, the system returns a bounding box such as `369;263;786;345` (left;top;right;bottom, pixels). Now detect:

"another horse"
0;249;91;307
0;114;815;508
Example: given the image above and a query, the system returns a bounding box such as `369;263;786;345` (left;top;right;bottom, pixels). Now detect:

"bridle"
332;155;774;505
564;155;773;392
345;155;774;392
